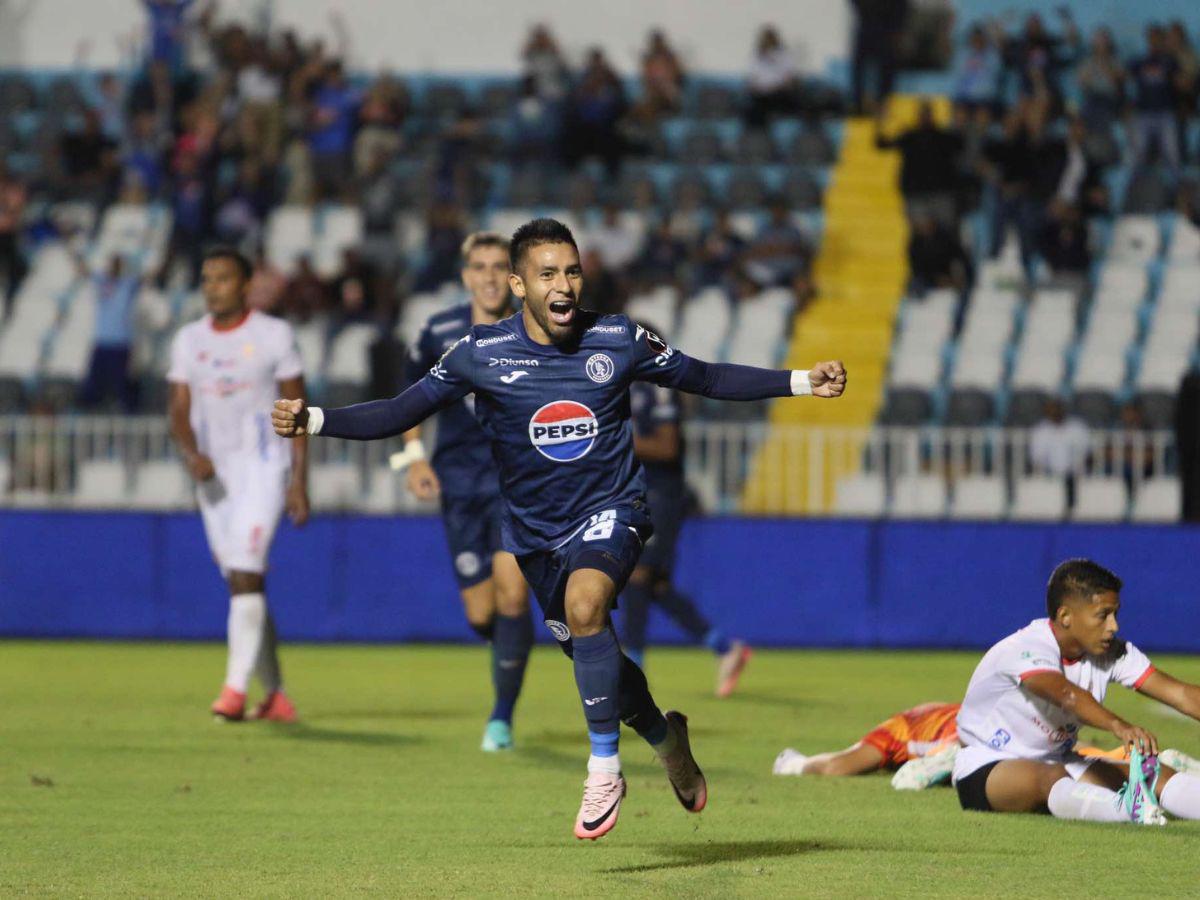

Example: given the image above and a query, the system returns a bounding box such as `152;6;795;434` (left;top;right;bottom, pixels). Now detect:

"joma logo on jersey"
529;401;599;462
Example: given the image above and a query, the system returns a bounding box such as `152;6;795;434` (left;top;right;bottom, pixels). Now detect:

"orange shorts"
861;702;961;769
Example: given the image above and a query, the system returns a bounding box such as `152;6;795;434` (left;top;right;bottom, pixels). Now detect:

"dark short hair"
1046;559;1123;618
461;231;511;264
202;246;252;280
509;218;578;270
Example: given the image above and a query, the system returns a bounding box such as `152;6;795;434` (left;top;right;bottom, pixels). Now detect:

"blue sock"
489;612;533;724
573;629;624;756
703;627;732;656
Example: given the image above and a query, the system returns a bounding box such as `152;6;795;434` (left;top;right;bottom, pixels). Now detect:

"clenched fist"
809;361;847;399
273;398;309;437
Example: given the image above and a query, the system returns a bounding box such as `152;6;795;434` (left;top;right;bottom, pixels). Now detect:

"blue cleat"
481;719;514;752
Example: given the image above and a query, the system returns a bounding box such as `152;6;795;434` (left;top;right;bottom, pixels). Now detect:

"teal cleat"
481;719;514;752
1118;748;1166;825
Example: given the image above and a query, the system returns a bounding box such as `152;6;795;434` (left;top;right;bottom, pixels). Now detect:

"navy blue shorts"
517;503;653;657
440;492;504;589
640;487;684;574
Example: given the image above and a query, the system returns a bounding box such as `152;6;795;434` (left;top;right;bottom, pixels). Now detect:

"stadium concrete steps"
742;96;943;513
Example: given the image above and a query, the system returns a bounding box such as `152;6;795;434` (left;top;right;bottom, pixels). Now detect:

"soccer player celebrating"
272;219;846;839
168;247;309;723
394;232;534;752
622;366;751;695
953;558;1200;825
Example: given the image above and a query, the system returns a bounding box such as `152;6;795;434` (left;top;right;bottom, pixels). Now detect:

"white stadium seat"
130;460;194;510
949;475;1006;520
265;205;316;276
889;352;942;391
725;288;791;368
1010;476;1067;521
1072;353;1125;393
1070;477;1128;522
1168;215;1200;262
308;462;362;512
1094;263;1149;310
1108;215;1161;263
889;474;947;519
1131;477;1181;523
314;205;365;278
676;287;732;362
325;323;378;386
833;473;886;518
74;459;130;507
625;286;679;337
42;284;100;380
951;349;1005;391
1157;264;1200;313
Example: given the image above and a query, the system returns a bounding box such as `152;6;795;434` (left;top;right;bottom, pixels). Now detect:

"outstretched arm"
669;355;846;401
272;380;453;441
1022;671;1158;755
1138;670;1200;723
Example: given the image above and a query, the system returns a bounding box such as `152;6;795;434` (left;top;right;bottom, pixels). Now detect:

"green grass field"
4;642;1200;897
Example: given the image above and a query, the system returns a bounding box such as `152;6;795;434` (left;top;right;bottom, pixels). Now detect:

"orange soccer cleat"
211;686;247;722
249;691;298;723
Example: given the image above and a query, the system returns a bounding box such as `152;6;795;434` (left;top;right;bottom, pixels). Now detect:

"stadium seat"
1005;390;1049;427
309;462;363;511
1168;215;1200;262
1009;476;1067;521
1131;477;1181;523
325;323;378;388
1072;355;1125;400
314;206;364;278
397;292;457;347
291;321;327;384
726;288;790;368
878;387;932;425
888;353;941;393
944;388;994;426
1157;264;1200;312
890;474;946;519
625;286;679;337
1070;477;1128;522
130;460;194;510
265;205;316;275
42;283;99;382
363;465;402;515
74;459;130;508
1108;215;1161;263
1136;390;1176;429
676;287;731;361
949;475;1006;520
832;473;886;518
1094;263;1149;310
1071;390;1118;427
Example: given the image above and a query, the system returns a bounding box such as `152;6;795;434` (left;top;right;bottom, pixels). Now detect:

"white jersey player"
168;247;309;722
952;558;1200;826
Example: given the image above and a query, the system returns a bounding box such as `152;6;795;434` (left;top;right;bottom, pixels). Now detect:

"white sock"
1047;777;1127;823
254;611;282;694
1160;773;1200;819
587;753;621;775
225;593;266;693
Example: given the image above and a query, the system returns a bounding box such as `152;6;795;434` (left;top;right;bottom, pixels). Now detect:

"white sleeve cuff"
790;370;812;396
305;406;324;435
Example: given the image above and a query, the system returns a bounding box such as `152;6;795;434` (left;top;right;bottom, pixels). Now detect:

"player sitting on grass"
773;700;1200;792
272;218;846;840
953;558;1200;825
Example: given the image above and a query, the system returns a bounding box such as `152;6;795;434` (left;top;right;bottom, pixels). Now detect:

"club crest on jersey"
585;353;614;384
528;400;599;462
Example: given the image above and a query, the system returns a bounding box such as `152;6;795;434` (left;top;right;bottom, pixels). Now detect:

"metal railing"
0;414;1178;517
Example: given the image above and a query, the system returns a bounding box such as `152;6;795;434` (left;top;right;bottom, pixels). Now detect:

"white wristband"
305;406;324;435
790;370;813;396
388;439;427;471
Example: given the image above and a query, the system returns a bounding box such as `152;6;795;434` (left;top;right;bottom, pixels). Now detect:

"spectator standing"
1076;28;1125;132
982;106;1037;275
952;25;1003;113
1001;11;1080;108
874;99;964;225
907;212;970;296
1128;25;1182;176
143;0;196;71
849;0;909;114
563;48;628;174
1029;398;1091;506
74;253;143;412
742;200;813;288
307;61;360;199
0;163;28;316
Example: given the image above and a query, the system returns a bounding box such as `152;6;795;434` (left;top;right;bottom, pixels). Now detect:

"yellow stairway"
742;96;946;513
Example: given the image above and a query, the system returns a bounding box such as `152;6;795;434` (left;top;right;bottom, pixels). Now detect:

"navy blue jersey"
405;303;499;498
629;380;685;494
418;311;693;555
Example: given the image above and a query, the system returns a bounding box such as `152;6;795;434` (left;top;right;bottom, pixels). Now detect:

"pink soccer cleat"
660;711;707;812
715;641;752;698
249;691;298;723
574;770;626;840
211;686;246;722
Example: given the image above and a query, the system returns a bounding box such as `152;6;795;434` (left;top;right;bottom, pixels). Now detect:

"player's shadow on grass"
306;707;469;723
275;723;421;748
602;839;836;873
517;732;734;779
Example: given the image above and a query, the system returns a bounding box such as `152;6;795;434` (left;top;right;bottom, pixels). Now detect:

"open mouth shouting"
548;297;577;327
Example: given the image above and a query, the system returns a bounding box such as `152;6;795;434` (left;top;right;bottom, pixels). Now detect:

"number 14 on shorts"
583;510;617;541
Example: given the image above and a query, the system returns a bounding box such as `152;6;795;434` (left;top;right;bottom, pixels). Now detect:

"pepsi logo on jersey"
528;401;599;462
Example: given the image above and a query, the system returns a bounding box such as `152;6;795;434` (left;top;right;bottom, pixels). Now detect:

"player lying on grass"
772;701;1200;791
952;558;1200;825
393;232;535;753
272;217;846;840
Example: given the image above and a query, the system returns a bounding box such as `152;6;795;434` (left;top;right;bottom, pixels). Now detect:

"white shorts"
197;461;288;575
952;745;1098;785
